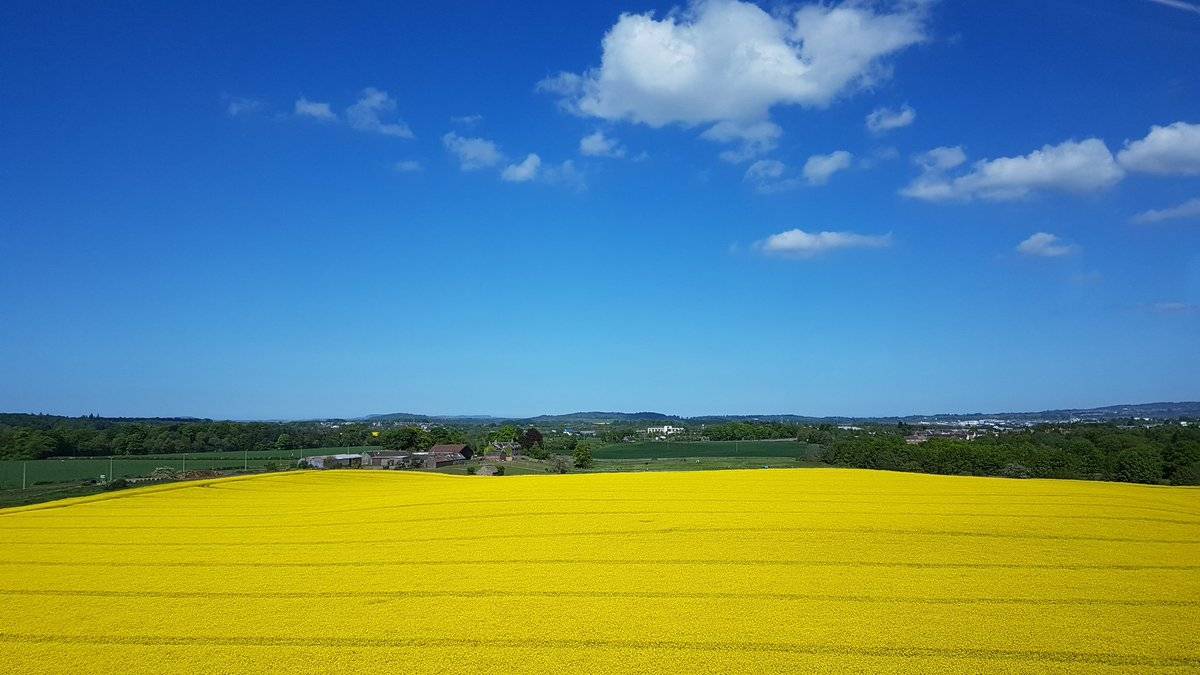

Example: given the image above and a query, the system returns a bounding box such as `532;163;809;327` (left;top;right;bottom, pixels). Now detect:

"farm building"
298;454;363;469
415;444;470;469
362;451;413;468
430;443;472;460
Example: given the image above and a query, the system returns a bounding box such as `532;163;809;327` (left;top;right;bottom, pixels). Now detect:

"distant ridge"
360;402;1200;425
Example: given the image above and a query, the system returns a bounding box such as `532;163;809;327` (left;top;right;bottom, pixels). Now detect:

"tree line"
0;414;378;460
818;424;1200;485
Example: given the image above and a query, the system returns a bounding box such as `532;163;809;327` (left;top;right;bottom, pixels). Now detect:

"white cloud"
913;145;966;172
226;97;263;117
1131;197;1200;224
700;120;782;163
755;228;891;258
541;159;587;192
450;114;483;127
865;104;915;134
1016;232;1077;257
345;88;413;139
294;97;336;121
501;154;542;182
902;139;1124;201
743;159;804;193
579;130;626;157
1117;121;1200;175
540;0;927;158
394;160;422;173
803;150;853;185
442;132;505;171
745;159;785;181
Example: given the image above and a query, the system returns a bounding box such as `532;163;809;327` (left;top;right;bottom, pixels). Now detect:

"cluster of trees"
704;422;801;441
819;424;1200;485
0;414;383;460
379;426;467;452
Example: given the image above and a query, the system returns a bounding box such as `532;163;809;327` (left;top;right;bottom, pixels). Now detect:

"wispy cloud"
294;97;336;121
225;97;263;117
541;159;587;192
866;105;916;134
1146;0;1200;15
394;160;423;173
345;88;413;138
450;114;483;127
1146;301;1199;315
1131;197;1200;224
442;132;504;171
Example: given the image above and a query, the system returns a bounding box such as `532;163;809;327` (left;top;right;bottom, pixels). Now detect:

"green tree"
572;444;594;469
381;426;431;451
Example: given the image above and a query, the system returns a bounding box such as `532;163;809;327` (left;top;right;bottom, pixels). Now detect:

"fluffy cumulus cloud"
501;154;542;182
442;132;504;171
539;0;927;160
1117;121;1200;175
294;97;336;121
902;139;1124;201
1016;232;1077;257
803;150;854;185
1131;197;1200;224
345;88;413;138
865;104;915;134
755;228;892;258
579;130;626;157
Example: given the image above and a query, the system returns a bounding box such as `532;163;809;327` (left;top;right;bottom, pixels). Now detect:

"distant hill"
360;402;1200;426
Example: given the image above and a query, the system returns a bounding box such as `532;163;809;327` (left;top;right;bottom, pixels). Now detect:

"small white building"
646;425;685;436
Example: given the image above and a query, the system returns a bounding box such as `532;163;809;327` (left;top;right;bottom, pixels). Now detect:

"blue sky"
2;0;1199;419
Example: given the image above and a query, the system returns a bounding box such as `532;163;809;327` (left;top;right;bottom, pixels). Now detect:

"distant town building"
646;425;685;436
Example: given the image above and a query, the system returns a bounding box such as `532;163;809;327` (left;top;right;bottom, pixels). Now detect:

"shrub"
999;463;1032;479
466;465;478;475
494;465;505;476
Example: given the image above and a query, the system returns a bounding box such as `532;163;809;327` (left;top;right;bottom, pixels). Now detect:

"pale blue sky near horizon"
1;0;1198;420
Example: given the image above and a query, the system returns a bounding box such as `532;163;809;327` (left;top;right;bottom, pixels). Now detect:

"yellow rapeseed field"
0;468;1197;673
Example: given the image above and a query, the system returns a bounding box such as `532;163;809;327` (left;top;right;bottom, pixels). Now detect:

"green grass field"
593;440;819;459
0;446;372;490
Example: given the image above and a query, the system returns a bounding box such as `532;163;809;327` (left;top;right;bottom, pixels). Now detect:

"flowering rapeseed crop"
0;469;1197;673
